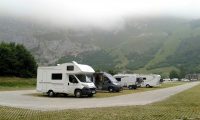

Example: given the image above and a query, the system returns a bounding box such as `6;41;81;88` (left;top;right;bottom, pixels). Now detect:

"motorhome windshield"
104;73;118;83
75;74;93;83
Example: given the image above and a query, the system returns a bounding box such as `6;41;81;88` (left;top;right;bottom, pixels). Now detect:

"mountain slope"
0;16;200;77
0;16;100;65
137;19;200;76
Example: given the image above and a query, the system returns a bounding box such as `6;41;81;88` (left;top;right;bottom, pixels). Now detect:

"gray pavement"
0;82;199;111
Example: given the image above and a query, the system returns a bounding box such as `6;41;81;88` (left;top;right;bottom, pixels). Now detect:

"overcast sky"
1;0;200;29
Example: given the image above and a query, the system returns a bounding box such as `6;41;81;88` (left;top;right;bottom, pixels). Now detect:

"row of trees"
0;42;37;78
0;42;190;79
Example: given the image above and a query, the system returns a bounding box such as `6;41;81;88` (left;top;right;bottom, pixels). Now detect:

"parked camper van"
139;74;162;88
37;61;96;98
113;74;143;89
93;72;122;92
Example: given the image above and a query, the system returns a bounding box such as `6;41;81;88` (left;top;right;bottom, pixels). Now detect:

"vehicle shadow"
25;93;93;98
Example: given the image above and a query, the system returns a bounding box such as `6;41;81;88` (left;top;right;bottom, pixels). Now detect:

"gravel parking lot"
0;82;199;111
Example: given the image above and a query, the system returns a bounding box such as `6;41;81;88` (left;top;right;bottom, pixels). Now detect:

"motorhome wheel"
146;84;150;88
47;90;55;97
108;87;114;92
75;90;82;98
128;85;133;89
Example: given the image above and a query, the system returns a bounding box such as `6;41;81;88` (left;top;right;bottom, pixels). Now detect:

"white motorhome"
139;74;162;87
113;74;143;89
37;61;96;98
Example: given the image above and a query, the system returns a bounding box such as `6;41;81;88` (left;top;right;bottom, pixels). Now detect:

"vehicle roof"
38;61;95;73
113;74;138;77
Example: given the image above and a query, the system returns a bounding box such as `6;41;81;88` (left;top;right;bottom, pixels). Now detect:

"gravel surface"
0;82;199;111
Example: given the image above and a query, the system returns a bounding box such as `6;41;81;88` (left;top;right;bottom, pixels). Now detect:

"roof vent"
72;61;78;65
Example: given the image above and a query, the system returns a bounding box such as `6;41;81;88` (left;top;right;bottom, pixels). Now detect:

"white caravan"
113;74;143;89
37;61;96;98
139;74;162;87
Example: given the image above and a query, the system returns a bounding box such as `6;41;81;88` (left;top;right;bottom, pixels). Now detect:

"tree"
108;69;118;75
179;66;187;78
169;70;180;79
0;42;37;78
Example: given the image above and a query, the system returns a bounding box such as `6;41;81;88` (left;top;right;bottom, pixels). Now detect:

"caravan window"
52;73;62;80
103;76;109;82
136;78;140;81
116;78;121;82
67;66;74;71
69;75;78;83
143;77;146;80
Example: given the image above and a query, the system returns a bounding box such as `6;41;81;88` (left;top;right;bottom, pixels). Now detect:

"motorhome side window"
69;75;78;83
52;73;62;80
67;66;74;71
104;76;109;82
136;78;140;81
116;78;121;82
143;78;146;80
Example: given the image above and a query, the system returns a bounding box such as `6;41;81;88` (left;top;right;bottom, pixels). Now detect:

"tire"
146;84;150;88
133;85;137;90
47;90;55;97
116;90;120;92
75;90;82;98
108;87;114;92
128;85;133;89
88;94;93;97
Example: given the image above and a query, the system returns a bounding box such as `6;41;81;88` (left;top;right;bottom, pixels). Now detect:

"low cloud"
1;0;200;30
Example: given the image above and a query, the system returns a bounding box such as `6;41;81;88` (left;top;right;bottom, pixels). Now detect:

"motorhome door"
66;75;79;94
102;76;110;90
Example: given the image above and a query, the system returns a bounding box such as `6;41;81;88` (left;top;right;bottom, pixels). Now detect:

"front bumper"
82;87;96;95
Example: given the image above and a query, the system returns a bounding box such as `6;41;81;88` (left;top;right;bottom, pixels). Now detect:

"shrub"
0;42;37;78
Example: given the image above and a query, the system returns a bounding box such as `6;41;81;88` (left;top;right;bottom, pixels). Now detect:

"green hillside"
1;16;200;77
136;20;200;77
56;18;200;77
157;35;200;75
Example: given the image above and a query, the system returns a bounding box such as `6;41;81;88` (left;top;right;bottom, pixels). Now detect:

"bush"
169;70;180;79
0;42;37;78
